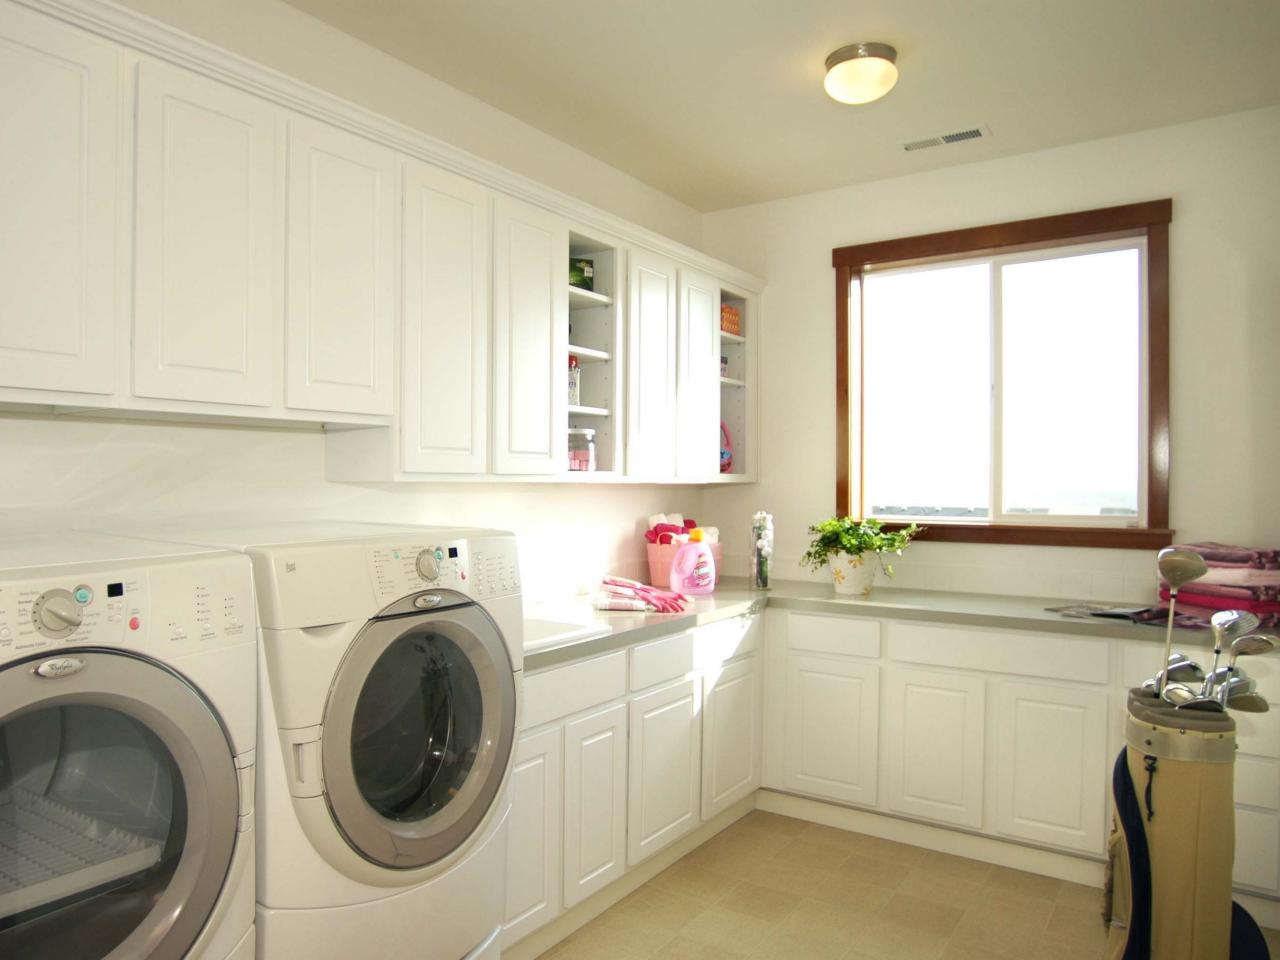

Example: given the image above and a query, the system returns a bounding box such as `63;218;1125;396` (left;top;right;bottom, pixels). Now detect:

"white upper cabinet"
675;268;720;478
285;116;396;415
401;161;491;473
492;195;569;474
626;249;678;477
133;59;279;407
0;4;119;396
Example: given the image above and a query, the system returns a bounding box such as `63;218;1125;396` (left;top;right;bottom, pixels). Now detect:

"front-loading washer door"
321;595;516;869
0;650;240;960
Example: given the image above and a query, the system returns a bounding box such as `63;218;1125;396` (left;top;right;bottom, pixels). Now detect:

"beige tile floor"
538;811;1280;960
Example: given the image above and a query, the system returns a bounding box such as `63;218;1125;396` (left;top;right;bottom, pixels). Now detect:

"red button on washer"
128;616;140;631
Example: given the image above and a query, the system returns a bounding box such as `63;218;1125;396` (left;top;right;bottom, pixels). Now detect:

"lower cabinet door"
702;655;762;820
502;727;562;946
782;654;879;805
562;703;627;908
1234;807;1280;893
628;678;701;865
884;667;985;828
992;681;1108;854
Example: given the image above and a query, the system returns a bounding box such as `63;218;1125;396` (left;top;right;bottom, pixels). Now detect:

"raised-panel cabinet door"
884;668;985;828
492;195;568;474
782;654;879;805
401;161;491;473
993;681;1108;854
626;249;677;477
1234;808;1280;893
675;268;720;478
0;4;118;395
628;677;702;865
502;726;563;947
286;116;395;415
701;654;761;819
562;702;626;908
133;59;278;406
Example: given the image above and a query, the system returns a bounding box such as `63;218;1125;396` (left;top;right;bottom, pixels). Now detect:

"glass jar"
568;428;596;472
567;355;581;407
751;511;774;589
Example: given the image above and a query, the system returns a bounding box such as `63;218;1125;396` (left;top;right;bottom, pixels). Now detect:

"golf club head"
1225;691;1270;713
1145;661;1208;690
1157;548;1208;591
1160;682;1200;707
1204;665;1245;688
1211;609;1262;643
1215;675;1256;705
1230;633;1278;664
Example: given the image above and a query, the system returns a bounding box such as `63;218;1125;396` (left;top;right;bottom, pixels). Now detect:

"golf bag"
1106;691;1270;959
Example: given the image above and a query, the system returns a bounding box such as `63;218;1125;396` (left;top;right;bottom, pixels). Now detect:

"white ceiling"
279;0;1280;212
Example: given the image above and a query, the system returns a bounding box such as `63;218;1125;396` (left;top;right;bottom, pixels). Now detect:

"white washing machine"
0;533;257;960
117;521;523;960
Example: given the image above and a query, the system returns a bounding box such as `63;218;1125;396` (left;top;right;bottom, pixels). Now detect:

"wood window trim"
834;200;1173;550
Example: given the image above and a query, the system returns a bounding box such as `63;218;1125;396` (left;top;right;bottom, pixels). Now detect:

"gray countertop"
521;577;1196;672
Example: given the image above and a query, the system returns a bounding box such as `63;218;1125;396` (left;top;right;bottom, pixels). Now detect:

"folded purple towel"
1173;541;1280;568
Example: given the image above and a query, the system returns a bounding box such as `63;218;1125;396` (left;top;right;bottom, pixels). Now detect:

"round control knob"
33;589;83;638
416;549;440;582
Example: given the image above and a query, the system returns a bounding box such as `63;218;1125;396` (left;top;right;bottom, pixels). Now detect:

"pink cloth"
1159;587;1280;614
1171;542;1280;569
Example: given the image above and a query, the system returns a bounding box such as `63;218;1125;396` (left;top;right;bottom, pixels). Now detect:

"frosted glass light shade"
824;42;899;104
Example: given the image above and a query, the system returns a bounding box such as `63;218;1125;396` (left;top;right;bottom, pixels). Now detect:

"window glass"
862;262;992;518
1001;248;1141;517
351;631;482;823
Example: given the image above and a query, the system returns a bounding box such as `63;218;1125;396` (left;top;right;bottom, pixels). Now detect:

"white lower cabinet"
562;702;627;908
702;654;762;820
502;727;562;946
993;681;1108;853
782;654;879;805
628;678;702;865
884;667;985;828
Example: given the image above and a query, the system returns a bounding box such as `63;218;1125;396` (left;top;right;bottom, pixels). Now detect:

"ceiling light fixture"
824;42;898;104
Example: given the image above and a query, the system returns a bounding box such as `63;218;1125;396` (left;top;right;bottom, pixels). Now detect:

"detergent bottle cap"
689;527;705;542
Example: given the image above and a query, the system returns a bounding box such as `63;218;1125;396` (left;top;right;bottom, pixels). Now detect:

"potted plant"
800;517;922;597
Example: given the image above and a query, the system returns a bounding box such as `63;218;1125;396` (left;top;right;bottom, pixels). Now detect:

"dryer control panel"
0;555;255;662
369;535;520;605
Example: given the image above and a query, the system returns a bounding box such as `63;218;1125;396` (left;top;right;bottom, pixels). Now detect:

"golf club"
1224;691;1271;713
1142;658;1206;691
1203;610;1261;698
1155;548;1207;695
1214;674;1256;706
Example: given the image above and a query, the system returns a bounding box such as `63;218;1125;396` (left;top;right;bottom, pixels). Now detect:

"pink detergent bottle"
670;528;716;596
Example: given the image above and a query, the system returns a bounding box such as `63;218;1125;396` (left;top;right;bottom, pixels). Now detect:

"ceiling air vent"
902;125;991;152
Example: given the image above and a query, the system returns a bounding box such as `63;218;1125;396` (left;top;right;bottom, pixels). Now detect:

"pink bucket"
646;542;723;588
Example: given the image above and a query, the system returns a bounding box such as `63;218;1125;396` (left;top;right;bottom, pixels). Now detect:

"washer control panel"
0;555;254;661
370;536;520;603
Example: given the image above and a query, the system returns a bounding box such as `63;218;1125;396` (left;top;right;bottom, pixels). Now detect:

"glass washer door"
0;650;240;960
321;598;516;869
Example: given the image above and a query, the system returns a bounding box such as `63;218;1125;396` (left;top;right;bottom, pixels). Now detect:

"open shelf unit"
566;229;625;474
718;285;754;479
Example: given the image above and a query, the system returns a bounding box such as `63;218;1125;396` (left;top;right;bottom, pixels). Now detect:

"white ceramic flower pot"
831;554;876;597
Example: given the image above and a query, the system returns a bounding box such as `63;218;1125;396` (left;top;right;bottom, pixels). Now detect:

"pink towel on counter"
1159;580;1279;602
1159;587;1280;615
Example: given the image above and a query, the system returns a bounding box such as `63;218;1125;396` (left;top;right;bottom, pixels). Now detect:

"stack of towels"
1159;541;1280;629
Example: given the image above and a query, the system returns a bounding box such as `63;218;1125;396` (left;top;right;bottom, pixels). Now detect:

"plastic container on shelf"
568;355;581;406
568;428;596;472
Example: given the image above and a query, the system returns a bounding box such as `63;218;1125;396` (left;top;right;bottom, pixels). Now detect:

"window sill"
879;522;1174;550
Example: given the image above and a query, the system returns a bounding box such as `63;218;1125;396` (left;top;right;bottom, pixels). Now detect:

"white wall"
111;0;703;249
0;414;703;599
699;106;1280;602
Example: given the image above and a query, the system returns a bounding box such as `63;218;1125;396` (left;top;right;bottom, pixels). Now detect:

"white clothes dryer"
0;533;257;960
117;521;523;960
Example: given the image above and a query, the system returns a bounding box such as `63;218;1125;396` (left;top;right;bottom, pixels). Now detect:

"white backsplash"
0;413;699;601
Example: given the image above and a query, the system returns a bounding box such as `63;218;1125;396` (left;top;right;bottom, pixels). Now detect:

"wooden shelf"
719;330;746;343
568;344;610;363
719;376;745;388
568;404;610;417
569;285;612;310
